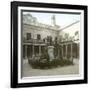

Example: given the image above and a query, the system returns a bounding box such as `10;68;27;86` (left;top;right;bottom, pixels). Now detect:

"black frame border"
11;1;88;88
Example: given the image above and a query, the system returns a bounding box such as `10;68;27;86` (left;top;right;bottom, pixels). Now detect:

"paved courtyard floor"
22;59;79;77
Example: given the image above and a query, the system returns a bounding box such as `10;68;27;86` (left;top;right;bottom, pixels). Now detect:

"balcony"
23;39;46;45
23;38;60;46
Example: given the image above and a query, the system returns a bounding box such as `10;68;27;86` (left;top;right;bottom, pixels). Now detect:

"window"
37;34;41;40
27;33;31;40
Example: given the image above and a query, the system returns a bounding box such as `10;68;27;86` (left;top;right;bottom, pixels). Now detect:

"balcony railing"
23;39;45;44
23;38;79;45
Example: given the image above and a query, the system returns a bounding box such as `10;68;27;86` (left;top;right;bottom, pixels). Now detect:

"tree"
74;31;79;40
59;35;63;42
64;33;69;41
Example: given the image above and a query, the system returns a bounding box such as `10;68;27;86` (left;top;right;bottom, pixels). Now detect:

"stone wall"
23;24;59;41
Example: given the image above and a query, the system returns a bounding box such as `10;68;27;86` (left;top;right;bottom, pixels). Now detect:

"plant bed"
28;58;73;69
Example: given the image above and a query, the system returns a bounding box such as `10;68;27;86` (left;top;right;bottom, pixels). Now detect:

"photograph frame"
11;1;88;88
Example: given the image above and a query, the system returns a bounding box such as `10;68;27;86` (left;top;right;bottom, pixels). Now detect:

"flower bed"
28;58;73;69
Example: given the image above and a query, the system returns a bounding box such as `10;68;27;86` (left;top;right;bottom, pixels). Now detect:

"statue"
47;46;54;61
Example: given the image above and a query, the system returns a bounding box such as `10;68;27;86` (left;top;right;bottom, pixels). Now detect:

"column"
78;43;80;59
66;45;67;59
62;45;63;58
32;45;35;57
71;43;73;62
25;45;27;59
76;43;79;58
57;45;60;58
39;46;41;56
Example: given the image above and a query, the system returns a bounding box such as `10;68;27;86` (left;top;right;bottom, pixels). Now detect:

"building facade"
22;13;80;60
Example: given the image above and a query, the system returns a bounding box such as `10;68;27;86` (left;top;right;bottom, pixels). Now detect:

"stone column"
62;45;63;58
78;43;79;59
25;45;27;59
76;43;78;58
71;43;73;62
39;46;41;56
32;45;35;57
66;45;68;59
57;45;60;58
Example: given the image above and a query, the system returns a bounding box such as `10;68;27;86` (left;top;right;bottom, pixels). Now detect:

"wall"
59;21;80;39
0;0;89;90
23;24;59;40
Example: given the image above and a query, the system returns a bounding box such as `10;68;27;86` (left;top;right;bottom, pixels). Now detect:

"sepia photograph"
11;1;87;88
21;11;80;77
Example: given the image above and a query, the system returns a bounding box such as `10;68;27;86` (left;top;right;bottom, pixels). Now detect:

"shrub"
28;58;73;69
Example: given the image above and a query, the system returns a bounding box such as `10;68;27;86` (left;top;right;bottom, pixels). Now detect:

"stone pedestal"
47;46;54;61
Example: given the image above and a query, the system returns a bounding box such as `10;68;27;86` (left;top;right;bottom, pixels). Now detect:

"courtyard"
22;59;79;77
22;12;80;78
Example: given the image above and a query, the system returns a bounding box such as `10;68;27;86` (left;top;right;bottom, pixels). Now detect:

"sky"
23;11;80;28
